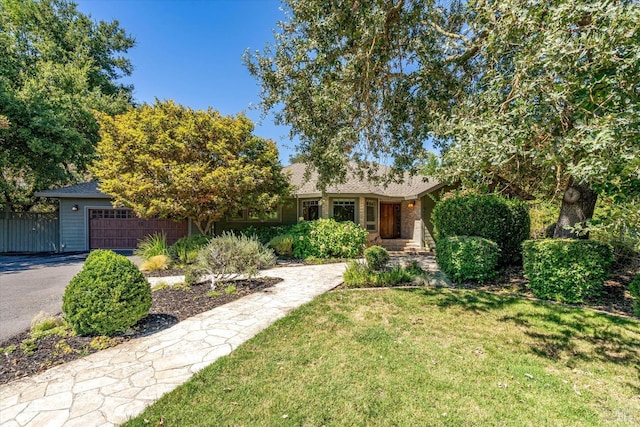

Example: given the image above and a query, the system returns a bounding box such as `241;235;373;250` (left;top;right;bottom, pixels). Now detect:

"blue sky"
75;0;297;164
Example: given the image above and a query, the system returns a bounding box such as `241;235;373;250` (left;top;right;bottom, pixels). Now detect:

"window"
366;199;377;231
90;209;136;219
332;199;356;223
228;207;280;222
301;199;320;220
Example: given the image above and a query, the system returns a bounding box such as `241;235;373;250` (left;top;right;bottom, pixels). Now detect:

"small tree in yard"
92;100;291;234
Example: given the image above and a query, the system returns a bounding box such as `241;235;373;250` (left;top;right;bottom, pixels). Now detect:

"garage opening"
89;209;188;250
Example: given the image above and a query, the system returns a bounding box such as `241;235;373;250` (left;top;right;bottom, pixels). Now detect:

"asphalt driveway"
0;252;140;342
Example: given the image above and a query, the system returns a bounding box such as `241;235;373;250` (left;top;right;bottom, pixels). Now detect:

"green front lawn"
126;288;640;426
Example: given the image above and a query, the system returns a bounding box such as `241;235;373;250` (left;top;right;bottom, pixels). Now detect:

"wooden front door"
380;203;401;239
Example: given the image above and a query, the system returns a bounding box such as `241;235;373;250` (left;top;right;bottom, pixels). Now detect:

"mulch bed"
0;277;281;385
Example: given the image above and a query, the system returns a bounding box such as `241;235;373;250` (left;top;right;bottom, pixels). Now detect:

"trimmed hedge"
432;193;530;265
629;274;640;317
435;235;501;283
364;246;390;270
62;250;151;336
522;239;614;303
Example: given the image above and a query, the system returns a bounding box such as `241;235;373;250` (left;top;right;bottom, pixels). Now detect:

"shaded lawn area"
125;288;640;426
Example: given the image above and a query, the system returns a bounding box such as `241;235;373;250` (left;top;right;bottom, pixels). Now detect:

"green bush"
343;260;425;288
290;219;367;259
364;246;390;270
241;225;295;245
170;234;211;264
435;236;501;283
522;239;614;303
194;232;276;286
62;250;151;336
134;232;170;260
626;274;639;317
268;234;295;256
432;193;530;265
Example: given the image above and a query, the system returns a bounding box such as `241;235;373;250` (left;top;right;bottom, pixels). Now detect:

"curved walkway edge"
0;263;346;427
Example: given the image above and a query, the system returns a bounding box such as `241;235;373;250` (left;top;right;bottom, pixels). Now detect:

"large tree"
92;100;292;235
0;0;134;208
246;0;640;238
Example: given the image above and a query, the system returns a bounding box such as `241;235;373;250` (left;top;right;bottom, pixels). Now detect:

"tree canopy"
92;100;292;235
246;0;640;236
0;0;135;208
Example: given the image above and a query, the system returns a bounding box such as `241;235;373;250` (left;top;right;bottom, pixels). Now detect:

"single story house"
35;163;445;253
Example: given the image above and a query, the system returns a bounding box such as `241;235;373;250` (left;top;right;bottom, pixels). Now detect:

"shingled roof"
284;163;442;199
35;181;108;199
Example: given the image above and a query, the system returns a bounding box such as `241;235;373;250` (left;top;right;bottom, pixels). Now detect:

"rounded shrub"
290;219;367;259
435;236;501;283
364;245;390;270
522;239;614;303
628;274;640;317
195;232;276;285
62;250;152;336
432;193;530;265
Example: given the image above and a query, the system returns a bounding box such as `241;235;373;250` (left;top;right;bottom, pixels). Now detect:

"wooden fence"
0;211;60;253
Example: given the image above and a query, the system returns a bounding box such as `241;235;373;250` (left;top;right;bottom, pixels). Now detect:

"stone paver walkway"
0;263;346;427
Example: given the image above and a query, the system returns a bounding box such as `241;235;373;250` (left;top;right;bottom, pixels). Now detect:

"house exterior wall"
400;199;423;248
421;195;437;250
60;198;112;252
213;199;298;235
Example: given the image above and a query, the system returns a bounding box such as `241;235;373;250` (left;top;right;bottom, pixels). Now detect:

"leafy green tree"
246;0;640;238
0;0;134;208
92;100;292;235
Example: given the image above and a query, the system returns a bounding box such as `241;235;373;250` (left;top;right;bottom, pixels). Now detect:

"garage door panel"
89;210;188;250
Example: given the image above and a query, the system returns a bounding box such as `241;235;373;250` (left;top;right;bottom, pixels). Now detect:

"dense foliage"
193;232;276;287
92;100;291;234
170;235;211;265
364;246;390;271
290;219;367;259
247;0;640;236
432;194;529;265
134;233;170;260
268;234;294;256
0;0;134;207
62;250;151;336
243;225;294;245
435;236;500;284
629;274;640;317
343;261;418;288
522;239;614;303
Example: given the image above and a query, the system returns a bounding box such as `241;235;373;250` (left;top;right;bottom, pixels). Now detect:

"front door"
380;203;401;238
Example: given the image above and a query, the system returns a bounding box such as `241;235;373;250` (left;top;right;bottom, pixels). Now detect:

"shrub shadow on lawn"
396;287;640;394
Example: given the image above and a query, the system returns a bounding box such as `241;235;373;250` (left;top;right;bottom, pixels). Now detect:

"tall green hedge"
432;193;530;265
522;239;614;303
435;236;501;283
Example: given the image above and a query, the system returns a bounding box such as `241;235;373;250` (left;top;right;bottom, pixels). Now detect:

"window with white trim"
301;199;321;220
332;199;356;223
366;199;377;231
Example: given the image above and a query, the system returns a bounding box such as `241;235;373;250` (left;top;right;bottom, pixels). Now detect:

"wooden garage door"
89;209;188;249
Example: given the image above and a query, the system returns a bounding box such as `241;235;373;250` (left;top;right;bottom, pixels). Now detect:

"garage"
89;209;188;250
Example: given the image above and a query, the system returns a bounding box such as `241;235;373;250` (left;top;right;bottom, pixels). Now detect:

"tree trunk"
553;176;598;239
